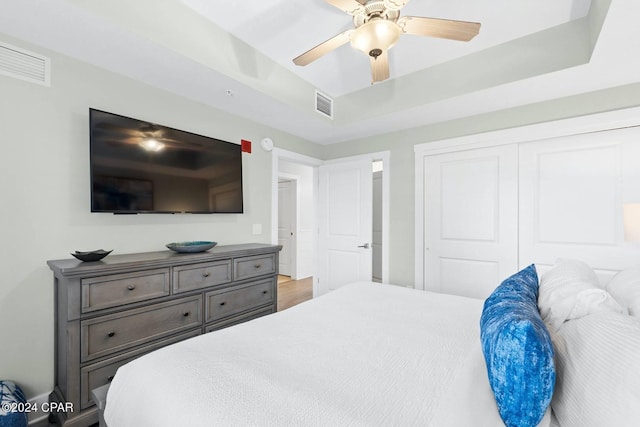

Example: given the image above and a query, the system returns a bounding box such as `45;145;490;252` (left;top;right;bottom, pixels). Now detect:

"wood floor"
277;275;313;311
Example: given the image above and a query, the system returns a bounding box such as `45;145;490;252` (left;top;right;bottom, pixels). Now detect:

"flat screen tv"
90;108;243;214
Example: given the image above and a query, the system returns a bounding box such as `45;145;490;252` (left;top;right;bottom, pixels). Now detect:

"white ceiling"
1;0;639;145
182;0;591;96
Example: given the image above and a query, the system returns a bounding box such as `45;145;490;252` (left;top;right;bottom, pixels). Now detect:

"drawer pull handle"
254;263;262;269
262;290;268;294
107;331;116;338
182;312;190;317
107;375;115;382
127;285;136;291
202;272;210;278
219;302;226;306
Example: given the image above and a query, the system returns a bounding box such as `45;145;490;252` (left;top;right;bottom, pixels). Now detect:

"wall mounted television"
90;108;243;214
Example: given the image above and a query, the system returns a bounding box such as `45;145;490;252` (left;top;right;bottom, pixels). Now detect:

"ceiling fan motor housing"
352;0;400;27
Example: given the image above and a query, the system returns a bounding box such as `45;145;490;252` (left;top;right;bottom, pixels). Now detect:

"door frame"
272;148;391;296
271;148;323;291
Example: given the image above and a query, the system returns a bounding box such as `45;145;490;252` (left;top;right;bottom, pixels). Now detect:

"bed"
102;261;640;427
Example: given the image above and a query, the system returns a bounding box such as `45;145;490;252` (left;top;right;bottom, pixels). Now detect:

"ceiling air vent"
315;90;333;119
0;42;50;86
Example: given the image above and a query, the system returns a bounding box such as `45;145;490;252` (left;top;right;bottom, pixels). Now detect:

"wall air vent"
0;42;50;86
315;90;333;119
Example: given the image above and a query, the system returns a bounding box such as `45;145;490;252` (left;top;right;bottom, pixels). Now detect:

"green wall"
0;33;319;400
322;83;640;287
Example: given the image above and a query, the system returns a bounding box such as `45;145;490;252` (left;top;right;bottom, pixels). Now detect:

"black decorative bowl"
71;249;112;262
166;241;217;253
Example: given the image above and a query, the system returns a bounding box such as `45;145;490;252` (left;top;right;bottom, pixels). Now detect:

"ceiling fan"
293;0;481;83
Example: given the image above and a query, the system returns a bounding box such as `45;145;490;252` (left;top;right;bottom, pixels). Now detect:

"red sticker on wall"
241;139;251;153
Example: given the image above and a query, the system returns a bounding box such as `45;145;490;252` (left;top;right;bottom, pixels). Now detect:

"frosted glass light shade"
350;19;401;55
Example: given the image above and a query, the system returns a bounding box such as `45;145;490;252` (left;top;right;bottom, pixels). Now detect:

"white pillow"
606;265;640;317
538;259;623;332
550;311;640;427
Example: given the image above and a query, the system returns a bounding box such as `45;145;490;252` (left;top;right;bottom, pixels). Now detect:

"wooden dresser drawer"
81;268;170;313
79;329;200;410
173;259;232;294
81;296;202;362
234;254;276;281
206;278;275;322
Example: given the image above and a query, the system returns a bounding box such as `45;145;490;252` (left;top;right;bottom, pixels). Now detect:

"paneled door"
518;129;640;280
317;159;372;295
423;145;518;298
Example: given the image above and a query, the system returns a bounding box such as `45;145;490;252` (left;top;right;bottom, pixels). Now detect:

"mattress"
104;282;507;426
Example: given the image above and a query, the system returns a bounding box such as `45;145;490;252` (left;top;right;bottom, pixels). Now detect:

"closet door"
519;129;640;280
424;145;518;298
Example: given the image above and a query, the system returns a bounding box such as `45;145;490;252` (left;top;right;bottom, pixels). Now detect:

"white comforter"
104;282;506;427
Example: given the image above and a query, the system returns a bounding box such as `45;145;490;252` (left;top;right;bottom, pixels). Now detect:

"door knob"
357;243;370;249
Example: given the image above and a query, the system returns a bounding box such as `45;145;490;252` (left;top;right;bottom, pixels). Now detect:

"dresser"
47;243;281;427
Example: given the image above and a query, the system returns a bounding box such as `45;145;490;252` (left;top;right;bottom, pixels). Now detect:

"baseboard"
27;392;51;426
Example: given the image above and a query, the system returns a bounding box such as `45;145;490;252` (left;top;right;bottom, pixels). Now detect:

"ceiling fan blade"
370;50;390;83
293;29;354;66
398;16;481;41
325;0;366;15
383;0;411;11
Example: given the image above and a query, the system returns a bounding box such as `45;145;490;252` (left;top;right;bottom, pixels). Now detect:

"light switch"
252;223;262;235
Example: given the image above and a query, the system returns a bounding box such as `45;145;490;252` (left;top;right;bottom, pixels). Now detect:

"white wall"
0;34;319;400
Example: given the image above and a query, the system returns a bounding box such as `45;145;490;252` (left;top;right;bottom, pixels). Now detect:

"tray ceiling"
1;0;639;144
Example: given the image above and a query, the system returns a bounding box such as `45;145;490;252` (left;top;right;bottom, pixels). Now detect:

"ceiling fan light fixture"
350;18;401;55
292;0;480;83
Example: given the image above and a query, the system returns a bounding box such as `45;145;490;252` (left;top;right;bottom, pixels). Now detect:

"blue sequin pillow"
480;264;555;427
0;381;28;427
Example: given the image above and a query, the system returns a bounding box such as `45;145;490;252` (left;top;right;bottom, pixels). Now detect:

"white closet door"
519;129;640;280
424;145;518;298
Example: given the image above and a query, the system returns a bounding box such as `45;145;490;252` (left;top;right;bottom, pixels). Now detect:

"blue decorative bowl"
71;249;112;262
166;241;217;253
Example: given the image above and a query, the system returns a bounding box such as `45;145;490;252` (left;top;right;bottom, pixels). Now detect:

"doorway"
372;160;383;283
272;148;389;297
278;178;296;277
272;149;320;288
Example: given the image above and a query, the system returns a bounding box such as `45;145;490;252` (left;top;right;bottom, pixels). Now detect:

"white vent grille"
0;42;50;86
315;90;333;119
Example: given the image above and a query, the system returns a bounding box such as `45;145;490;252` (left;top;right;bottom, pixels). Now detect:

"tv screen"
89;108;243;214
